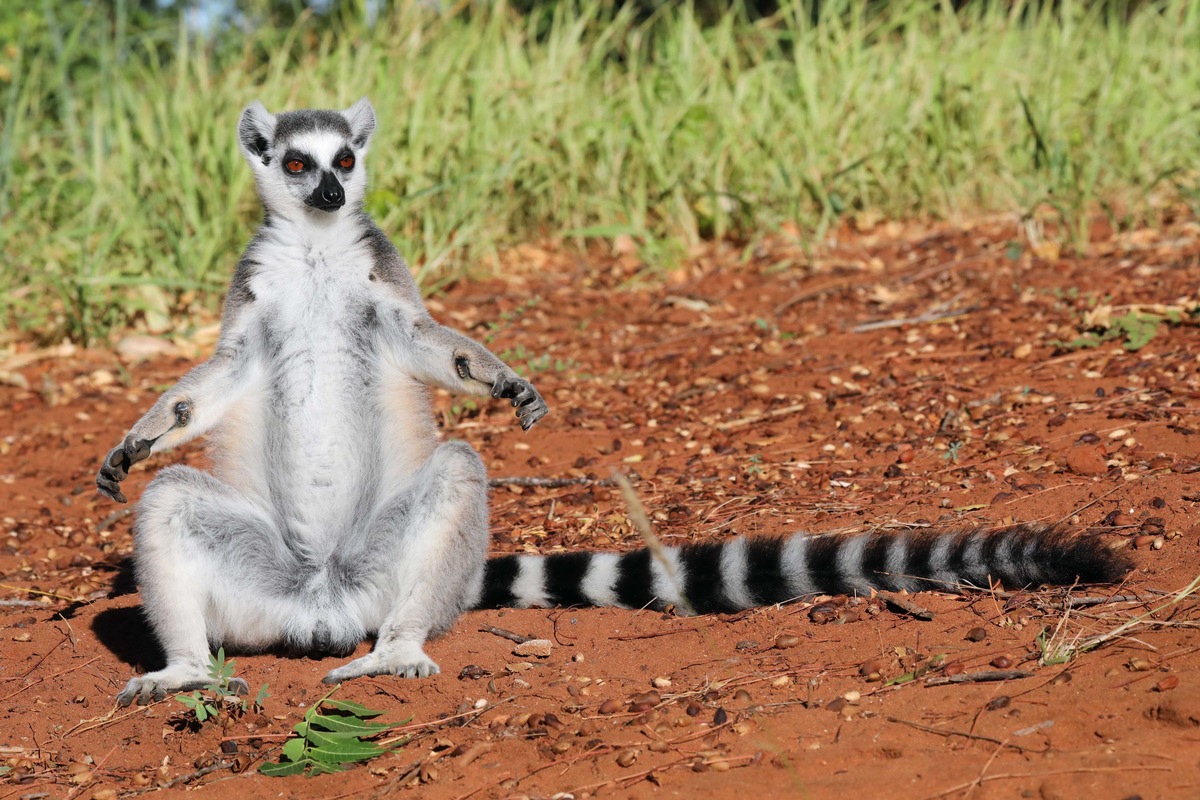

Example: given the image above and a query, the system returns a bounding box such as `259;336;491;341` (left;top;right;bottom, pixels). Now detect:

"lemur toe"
95;479;127;504
124;436;153;463
117;672;211;707
519;404;548;431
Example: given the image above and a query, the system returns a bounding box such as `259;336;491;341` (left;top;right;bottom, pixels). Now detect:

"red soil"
2;217;1199;800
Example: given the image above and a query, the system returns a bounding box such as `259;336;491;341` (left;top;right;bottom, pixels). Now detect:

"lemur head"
237;98;376;220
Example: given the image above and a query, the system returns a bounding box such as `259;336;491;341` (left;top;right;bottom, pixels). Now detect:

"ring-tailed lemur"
96;99;1132;707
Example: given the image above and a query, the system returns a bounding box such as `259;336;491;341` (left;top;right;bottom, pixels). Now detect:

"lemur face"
237;98;376;220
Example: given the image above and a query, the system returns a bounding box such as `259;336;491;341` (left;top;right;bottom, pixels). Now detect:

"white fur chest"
243;221;386;536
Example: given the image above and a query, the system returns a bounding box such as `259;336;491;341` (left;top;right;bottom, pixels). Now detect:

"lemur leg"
323;440;489;683
117;465;282;706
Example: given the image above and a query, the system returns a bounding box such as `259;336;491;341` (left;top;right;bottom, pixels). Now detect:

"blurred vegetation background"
1;0;1198;344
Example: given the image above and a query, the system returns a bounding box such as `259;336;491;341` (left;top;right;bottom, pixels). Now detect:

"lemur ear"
342;97;376;151
238;101;277;165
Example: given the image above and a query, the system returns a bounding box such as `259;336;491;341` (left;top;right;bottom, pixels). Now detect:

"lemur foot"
322;643;440;683
116;667;247;707
492;376;549;431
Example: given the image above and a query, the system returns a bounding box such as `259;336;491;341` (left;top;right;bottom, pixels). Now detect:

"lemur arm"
96;290;257;503
405;317;549;431
96;350;254;503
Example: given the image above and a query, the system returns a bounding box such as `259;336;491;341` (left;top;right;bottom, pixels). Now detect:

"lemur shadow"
92;606;167;672
88;556;168;672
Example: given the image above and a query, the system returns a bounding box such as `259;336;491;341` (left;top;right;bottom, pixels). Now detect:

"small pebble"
774;633;800;649
598;698;621;715
712;707;728;725
965;627;988;642
858;659;883;681
1154;675;1179;692
513;639;553;658
652;676;672;689
985;695;1011;711
615;748;639;767
809;604;841;624
991;655;1014;669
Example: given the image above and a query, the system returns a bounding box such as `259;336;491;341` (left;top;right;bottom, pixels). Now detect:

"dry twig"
488;476;620;489
613;471;695;616
714;402;808;432
924;669;1033;686
478;625;534;644
923;765;1171;800
884;717;1035;753
875;590;935;620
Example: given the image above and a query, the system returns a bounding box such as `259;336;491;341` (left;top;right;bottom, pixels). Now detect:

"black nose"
307;171;345;212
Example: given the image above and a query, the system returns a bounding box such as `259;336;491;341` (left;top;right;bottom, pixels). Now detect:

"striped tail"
473;523;1132;614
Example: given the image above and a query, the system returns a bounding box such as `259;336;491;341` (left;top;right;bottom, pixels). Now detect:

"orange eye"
339;155;355;170
285;159;305;173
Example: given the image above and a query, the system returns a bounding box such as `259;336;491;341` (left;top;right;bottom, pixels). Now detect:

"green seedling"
1054;305;1197;353
174;648;269;725
884;654;946;686
260;690;409;777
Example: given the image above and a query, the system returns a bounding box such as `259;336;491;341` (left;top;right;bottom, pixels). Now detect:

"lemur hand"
492;375;549;431
96;436;154;504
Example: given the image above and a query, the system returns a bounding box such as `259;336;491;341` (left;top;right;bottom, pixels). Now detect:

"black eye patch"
281;150;314;175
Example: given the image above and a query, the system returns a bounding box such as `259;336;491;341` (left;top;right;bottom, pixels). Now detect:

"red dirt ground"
3;217;1200;800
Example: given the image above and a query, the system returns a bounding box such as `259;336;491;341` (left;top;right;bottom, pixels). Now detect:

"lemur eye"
339;154;355;170
285;159;305;173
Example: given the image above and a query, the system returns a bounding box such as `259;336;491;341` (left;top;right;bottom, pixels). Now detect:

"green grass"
2;0;1199;343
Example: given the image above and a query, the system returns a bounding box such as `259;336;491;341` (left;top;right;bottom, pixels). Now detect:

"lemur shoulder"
96;99;1132;706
